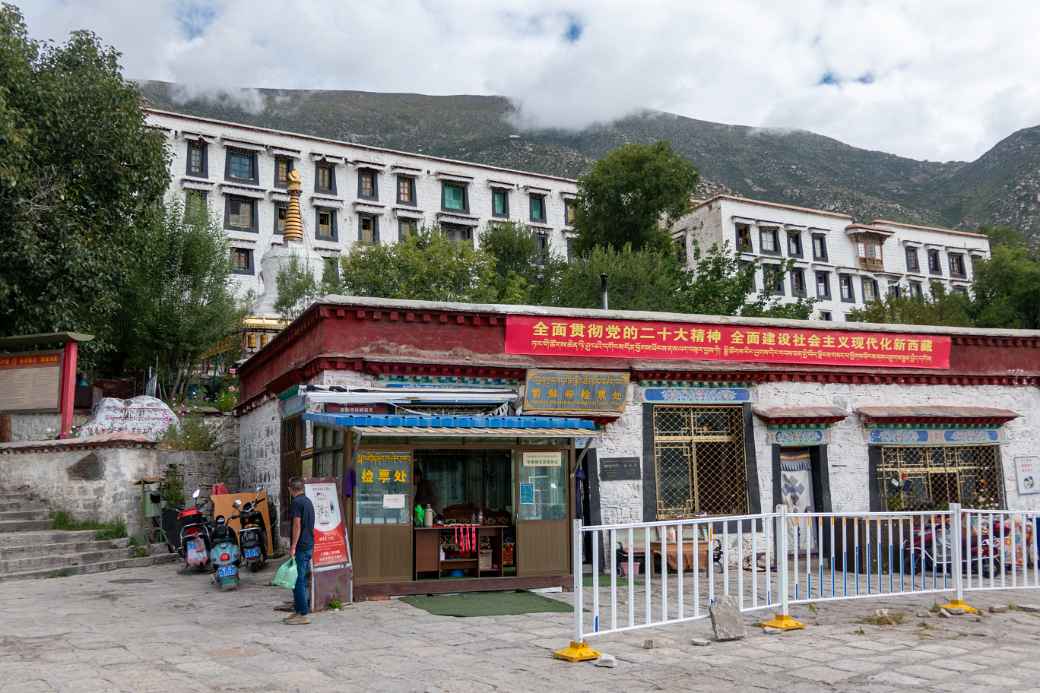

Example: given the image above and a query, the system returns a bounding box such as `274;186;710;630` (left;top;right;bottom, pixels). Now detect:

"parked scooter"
903;515;1002;577
177;488;212;571
233;486;268;572
208;514;241;590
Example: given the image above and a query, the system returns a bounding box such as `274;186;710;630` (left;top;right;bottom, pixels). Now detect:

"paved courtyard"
1;563;1040;692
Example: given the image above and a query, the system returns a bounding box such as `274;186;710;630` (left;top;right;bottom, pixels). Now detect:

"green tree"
970;245;1040;329
116;203;244;399
479;221;564;304
0;5;169;363
552;245;688;311
572;141;699;255
274;256;322;323
339;228;498;302
846;284;973;327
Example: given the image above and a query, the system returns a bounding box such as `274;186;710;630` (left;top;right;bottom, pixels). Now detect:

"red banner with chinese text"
504;316;951;369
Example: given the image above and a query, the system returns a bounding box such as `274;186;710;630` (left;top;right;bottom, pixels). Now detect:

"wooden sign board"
0;351;61;411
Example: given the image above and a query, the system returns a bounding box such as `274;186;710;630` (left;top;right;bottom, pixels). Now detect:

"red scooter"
177;489;212;571
903;515;1003;578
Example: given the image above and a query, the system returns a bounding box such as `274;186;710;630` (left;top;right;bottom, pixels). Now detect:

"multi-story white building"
673;195;991;322
145;109;579;299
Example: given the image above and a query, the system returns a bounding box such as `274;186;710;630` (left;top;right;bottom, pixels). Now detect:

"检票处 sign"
523;369;628;415
505;316;951;369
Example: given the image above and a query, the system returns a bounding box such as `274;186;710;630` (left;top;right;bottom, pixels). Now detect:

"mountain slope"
138;81;1037;239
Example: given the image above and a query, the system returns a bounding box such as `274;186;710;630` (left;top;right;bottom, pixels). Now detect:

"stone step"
0;492;36;501
0;538;128;559
0;509;49;522
0;519;52;533
0;529;100;548
0;499;36;511
0;547;133;573
0;552;177;582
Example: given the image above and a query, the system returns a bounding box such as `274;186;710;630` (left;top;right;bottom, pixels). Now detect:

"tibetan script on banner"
505;316;951;369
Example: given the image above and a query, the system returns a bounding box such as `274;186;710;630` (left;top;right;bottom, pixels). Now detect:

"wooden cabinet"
414;526;514;580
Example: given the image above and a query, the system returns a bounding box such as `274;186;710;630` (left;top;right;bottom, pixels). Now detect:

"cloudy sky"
20;0;1040;162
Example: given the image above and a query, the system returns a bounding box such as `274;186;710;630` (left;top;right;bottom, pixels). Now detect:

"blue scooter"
208;515;241;590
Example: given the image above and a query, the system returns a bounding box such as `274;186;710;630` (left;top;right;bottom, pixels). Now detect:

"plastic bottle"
424;504;434;527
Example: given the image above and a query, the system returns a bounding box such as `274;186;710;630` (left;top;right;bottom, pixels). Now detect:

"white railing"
567;503;1040;647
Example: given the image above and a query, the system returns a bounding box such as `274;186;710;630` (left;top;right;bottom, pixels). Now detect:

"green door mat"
401;591;572;617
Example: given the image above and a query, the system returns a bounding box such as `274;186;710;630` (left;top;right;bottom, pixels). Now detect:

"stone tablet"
78;396;179;441
709;595;746;641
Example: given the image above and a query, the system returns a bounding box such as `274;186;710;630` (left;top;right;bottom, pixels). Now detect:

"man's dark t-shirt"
290;493;315;551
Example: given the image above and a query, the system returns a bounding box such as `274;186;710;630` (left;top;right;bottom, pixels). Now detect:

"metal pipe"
600;273;609;310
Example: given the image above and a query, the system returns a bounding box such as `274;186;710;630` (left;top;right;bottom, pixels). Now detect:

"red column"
58;340;78;438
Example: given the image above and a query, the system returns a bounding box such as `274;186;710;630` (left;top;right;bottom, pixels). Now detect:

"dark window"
787;231;803;258
759;227;780;255
274;202;287;235
224;148;258;184
839;274;855;302
398;218;419;240
877;446;1004;511
186;140;207;177
949;253;966;278
491;188;509;218
441;223;473;245
564;198;576;226
952;285;968;296
819;310;832;321
675;236;688;266
910;280;924;300
888;282;902;298
790;268;806;297
927;248;942;274
357;213;378;245
185;189;208;215
315;162;337;194
273;155;293;189
534;231;549;260
224;195;257;232
735;223;753;252
396;175;416;205
905;246;920;272
738;260;756;290
358;169;379;200
862;277;880;303
815;270;831;299
565;236;575;260
529;193;546;223
230;247;253;275
315;208;337;241
763;264;785;295
441;182;468;213
812;233;828;261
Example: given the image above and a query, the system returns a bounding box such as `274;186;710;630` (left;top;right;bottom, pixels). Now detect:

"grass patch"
131;546;149;558
327;597;343;610
857;610;907;626
50;511;127;540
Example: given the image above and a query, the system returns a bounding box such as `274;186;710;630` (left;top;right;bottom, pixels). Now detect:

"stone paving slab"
1;563;1040;692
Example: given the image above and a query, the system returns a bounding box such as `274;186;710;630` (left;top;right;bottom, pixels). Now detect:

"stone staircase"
0;486;176;582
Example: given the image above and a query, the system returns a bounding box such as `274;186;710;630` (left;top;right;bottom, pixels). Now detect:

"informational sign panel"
522;451;563;467
505;315;951;369
304;477;352;609
1015;457;1040;496
0;351;61;411
598;457;641;481
523;369;628;415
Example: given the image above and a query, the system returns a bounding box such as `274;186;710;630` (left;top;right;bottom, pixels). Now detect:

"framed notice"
0;351;61;411
1015;457;1040;496
522;451;563;467
523;369;629;415
304;477;353;608
598;457;641;482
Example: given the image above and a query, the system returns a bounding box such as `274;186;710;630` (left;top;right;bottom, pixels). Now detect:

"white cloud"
17;0;1040;161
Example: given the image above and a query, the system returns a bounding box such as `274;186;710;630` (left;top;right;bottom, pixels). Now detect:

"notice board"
0;351;61;411
305;477;353;609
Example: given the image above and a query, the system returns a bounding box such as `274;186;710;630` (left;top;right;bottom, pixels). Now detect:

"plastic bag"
273;557;298;589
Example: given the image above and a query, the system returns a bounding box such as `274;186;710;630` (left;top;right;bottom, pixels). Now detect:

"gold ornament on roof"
283;169;304;243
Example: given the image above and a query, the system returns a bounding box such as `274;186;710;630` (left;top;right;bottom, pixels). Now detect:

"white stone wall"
589;383;1040;527
148;110;578;301
674;197;991;322
237;398;282;510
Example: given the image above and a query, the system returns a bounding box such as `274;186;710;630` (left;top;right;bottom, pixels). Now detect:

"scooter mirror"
233;499;242;508
192;488;201;499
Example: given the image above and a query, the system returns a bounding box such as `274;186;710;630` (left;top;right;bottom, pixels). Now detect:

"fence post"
940;503;978;614
555;519;601;662
760;504;805;630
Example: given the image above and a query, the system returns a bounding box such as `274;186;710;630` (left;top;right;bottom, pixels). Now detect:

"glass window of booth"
313;426;344;479
356;451;411;525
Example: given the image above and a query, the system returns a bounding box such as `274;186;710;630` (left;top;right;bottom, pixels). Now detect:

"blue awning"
303;412;596;431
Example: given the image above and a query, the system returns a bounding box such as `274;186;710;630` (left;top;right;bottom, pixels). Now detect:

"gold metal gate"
651;406;748;518
876;445;1004;511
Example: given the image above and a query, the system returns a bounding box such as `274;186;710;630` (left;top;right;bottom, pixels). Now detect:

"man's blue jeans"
293;547;312;616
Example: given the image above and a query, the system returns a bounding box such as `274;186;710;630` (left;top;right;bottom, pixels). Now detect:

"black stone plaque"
598;456;641;482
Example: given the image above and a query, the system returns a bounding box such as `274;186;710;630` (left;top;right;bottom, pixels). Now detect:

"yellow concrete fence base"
554;640;601;662
939;598;979;614
759;613;806;631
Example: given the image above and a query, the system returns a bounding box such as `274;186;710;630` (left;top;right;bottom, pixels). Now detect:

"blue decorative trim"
644;387;751;403
303;412;596;430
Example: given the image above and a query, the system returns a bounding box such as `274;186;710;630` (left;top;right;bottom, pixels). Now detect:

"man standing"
284;477;315;625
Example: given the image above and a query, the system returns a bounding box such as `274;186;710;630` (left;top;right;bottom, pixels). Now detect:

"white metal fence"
570;504;1040;644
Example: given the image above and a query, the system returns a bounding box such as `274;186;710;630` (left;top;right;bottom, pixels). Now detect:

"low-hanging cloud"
21;0;1040;162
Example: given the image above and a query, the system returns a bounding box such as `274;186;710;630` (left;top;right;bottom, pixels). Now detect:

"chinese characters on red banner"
504;316;951;369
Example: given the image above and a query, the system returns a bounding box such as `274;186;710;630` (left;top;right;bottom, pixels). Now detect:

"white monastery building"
672;196;991;322
144;109;580;299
